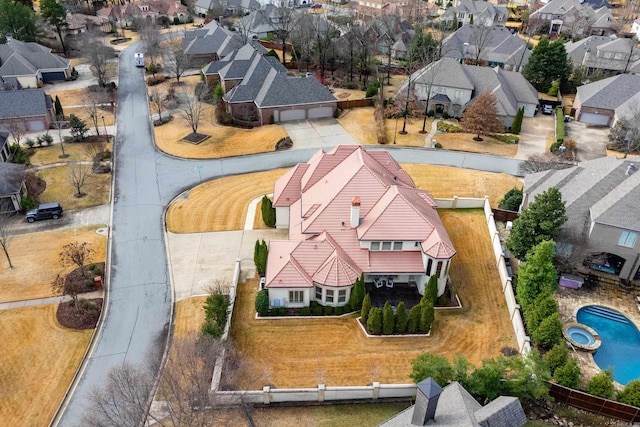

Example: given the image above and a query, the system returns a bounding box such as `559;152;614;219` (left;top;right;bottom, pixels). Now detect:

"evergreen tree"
426;275;438;304
410;352;455;385
586;369;615;399
382;302;394;335
367;307;383;334
69;114;89;141
419;301;435;333
0;0;40;42
531;312;562;350
349;274;365;310
543;342;568;376
618;379;640;407
54;95;64;120
255;239;268;276
506;187;567;260
255;289;269;316
253;239;261;275
460;91;504;141
516;240;557;309
554;358;580;389
524;291;558;333
40;0;68;55
361;293;371;323
407;304;421;333
499;187;523;211
511;106;524;134
261;195;276;227
451;14;458;31
523;36;570;93
395;301;407;333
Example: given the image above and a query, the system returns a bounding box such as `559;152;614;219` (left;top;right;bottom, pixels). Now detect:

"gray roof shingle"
0;89;51;119
0;162;24;196
576;74;640;111
0;39;69;79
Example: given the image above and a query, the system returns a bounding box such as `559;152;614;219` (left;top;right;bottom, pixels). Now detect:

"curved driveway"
56;43;524;425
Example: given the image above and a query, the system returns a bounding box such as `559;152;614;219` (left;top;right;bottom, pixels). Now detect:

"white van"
134;52;144;68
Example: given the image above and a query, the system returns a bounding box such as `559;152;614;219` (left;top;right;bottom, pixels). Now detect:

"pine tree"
361;293;371;323
349;274;365;310
407;304;421;333
261;195;276;228
460;91;504;141
253;239;261;275
382;302;394;335
426;275;438;304
395;301;407;333
419;301;435;333
511;106;524;134
523;36;570;93
516;241;557;309
54;95;64;120
367;307;383;334
69;114;89;141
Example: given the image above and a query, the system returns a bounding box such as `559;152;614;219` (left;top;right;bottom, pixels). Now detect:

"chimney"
411;378;443;426
350;197;361;228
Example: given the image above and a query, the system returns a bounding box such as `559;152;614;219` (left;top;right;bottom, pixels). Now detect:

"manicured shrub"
499;187;523;211
428;110;435;117
531;312;562;350
333;108;341;118
442;111;449;119
361;293;371;323
25;138;35;148
278;307;287;315
349;275;365;310
554;358;580;389
312;306;322;316
410;352;454;385
525;291;558;335
261;195;276;228
20;196;36;212
255;289;269;316
367;307;383;334
436;295;447;306
202;288;230;337
382;302;394;335
342;303;352;313
334;306;343;315
301;307;311;316
434;142;442;149
407;304;421;333
543;342;568;376
365;84;378;98
511;106;524;134
426;275;438;305
587;369;615;399
38;134;53;146
395;301;407;333
310;300;319;308
323;306;333;315
617;379;640;407
419;301;434;333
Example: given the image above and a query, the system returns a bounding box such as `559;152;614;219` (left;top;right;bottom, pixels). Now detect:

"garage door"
41;71;66;82
279;109;306;121
28;120;45;131
579;112;610;126
308;106;333;119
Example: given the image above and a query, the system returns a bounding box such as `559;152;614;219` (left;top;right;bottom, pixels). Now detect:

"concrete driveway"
516;113;555;159
283;118;359;149
566;120;610;161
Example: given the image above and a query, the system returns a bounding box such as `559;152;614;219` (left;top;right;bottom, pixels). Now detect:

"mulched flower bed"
56;298;103;330
182;133;210;144
64;262;105;293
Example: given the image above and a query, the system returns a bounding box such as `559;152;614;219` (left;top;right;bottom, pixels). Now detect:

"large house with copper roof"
265;145;456;309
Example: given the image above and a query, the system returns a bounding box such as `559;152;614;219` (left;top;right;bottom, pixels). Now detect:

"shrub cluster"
491;134;519;144
253;239;268;276
202;288;230;337
436;121;462;133
146;75;168;86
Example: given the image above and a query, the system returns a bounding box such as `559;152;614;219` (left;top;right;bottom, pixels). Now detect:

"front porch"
365;281;422;309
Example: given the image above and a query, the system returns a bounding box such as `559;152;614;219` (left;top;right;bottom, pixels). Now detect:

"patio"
365;282;423;309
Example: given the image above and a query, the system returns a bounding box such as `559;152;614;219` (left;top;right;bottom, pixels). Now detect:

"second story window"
618;231;638;248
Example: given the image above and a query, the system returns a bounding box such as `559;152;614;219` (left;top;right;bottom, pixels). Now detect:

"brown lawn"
37;166;111;210
0;225;107;303
401;164;522;208
64;108;115;128
337;107;432;146
333;88;367;100
173;296;207;339
0;305;92;427
382;75;408;101
30;142;109;167
154;103;288;158
166;169;288;233
433;132;519;157
253;200;271;230
47;88;87;108
384;117;433;146
230;209;516;389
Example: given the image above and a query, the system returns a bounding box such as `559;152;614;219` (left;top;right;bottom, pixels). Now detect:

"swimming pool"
576;305;640;385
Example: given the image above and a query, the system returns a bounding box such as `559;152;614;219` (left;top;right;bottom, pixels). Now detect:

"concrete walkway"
423;118;440;147
0;290;104;311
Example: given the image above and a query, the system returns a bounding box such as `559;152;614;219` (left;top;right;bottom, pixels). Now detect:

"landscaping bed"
56;298;103;330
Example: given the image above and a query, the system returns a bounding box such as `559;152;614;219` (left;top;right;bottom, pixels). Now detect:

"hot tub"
563;322;601;351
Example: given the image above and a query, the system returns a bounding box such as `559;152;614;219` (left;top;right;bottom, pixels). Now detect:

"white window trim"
618;231;638;248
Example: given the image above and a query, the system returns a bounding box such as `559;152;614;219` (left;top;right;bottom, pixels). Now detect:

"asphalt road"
55;43;525;425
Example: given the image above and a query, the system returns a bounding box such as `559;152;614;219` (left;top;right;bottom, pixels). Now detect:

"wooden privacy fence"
337;98;374;109
549;383;640;423
492;208;519;223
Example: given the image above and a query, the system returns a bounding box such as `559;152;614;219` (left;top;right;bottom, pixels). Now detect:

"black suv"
25;202;63;223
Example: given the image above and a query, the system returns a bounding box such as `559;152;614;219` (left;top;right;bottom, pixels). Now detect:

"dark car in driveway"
25;202;63;223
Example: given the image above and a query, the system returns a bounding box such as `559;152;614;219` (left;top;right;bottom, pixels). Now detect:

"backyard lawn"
37;166;111;210
0;225;107;303
166;169;288;233
0;305;92;427
228;209;515;389
30;142;109;167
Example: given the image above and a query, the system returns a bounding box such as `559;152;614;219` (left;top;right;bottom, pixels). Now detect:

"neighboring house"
399;57;539;126
335;16;414;60
0;88;55;131
266;145;456;309
97;0;188;28
632;19;640;40
523;156;640;281
235;6;280;40
64;13;111;35
441;25;531;71
0;37;70;87
0;131;26;213
204;43;336;124
573;73;640;126
193;0;260;16
441;0;509;29
529;0;618;38
354;0;438;21
380;378;526;427
182;20;244;66
565;35;640;76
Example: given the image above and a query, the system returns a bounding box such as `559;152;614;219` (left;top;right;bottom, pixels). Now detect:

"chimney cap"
351;197;361;206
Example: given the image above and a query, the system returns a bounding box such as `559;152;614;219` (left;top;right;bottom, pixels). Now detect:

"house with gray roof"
0;128;10;162
441;25;531;72
182;20;244;66
193;0;260;16
0;88;55;132
0;158;26;213
523;156;640;281
565;35;640;76
204;43;336;124
399;57;538;127
572;73;640;126
529;0;618;38
0;38;70;88
379;378;526;427
441;0;509;29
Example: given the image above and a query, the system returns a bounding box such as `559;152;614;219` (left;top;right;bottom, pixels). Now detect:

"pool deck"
556;281;640;389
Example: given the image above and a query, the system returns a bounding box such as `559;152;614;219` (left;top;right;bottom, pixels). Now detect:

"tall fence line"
549;383;640;423
209;198;530;404
337;98;374;109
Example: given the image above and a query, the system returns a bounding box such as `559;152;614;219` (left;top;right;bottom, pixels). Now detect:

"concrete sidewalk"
0;290;104;311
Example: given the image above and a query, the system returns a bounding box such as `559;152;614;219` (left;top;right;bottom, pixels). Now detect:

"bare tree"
81;29;117;87
6;118;28;147
467;25;494;66
59;241;95;278
51;273;87;312
139;22;162;76
84;139;108;171
266;6;302;64
164;34;190;82
0;212;16;269
149;86;166;123
82;90;108;136
69;163;91;198
291;14;318;72
181;86;206;136
460;91;503;140
52;120;68;158
518;153;574;175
